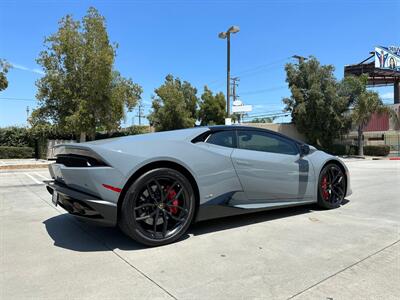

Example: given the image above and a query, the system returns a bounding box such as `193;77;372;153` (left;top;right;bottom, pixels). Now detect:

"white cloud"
251;103;284;113
380;92;394;100
32;68;45;75
11;63;44;75
253;104;267;109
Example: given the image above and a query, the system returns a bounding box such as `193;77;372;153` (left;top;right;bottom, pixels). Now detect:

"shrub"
29;124;76;141
95;126;150;140
0;126;31;147
363;145;390;156
323;144;360;156
0;146;34;158
325;144;389;156
0;125;150;146
348;145;359;155
326;144;347;155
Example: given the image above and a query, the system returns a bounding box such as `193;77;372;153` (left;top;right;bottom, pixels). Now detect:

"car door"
231;129;311;203
194;129;248;205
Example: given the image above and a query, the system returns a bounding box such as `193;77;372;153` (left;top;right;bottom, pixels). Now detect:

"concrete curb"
0;164;51;170
339;155;400;161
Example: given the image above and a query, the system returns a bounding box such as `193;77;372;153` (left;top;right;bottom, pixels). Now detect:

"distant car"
45;126;351;246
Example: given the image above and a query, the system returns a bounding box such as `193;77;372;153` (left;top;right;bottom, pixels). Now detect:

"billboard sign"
375;46;400;71
232;104;252;113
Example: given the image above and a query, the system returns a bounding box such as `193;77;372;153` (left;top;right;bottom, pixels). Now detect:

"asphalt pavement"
1;160;399;299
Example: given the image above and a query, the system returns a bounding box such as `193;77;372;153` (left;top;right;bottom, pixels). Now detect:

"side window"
237;130;298;155
206;131;235;148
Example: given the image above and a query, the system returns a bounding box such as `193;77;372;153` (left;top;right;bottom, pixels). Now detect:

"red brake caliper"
166;188;179;214
321;176;329;200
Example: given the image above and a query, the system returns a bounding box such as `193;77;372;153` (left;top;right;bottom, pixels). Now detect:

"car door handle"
235;159;251;166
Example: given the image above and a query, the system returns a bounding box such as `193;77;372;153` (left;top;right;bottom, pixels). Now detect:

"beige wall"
341;130;399;146
389;104;400;130
242;123;306;142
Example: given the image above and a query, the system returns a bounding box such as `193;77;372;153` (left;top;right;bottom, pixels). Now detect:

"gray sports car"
45;126;351;246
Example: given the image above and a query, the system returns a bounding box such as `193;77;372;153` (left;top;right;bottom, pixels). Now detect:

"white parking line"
0;171;46;175
24;173;43;185
33;172;51;180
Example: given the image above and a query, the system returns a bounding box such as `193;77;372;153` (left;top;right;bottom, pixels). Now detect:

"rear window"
206;131;235;148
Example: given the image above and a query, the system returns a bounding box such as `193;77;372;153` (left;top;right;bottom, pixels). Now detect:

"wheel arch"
117;160;200;223
320;159;348;194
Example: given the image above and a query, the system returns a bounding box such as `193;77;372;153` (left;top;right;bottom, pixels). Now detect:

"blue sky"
1;0;399;127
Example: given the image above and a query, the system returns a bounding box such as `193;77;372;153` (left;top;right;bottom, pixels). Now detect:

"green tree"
340;75;390;156
249;117;275;123
198;86;226;125
0;59;12;91
283;57;350;148
182;81;198;121
148;75;197;131
34;7;142;141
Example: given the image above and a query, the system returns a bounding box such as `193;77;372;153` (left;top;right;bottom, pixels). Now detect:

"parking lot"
1;159;399;299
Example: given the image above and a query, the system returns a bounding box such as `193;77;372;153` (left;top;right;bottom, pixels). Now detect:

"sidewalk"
0;159;53;170
339;155;400;162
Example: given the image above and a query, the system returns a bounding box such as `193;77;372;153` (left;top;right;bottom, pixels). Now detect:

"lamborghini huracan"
45;126;351;246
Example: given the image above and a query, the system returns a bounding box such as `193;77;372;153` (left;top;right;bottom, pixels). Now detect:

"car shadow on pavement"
44;200;350;252
190;205;313;236
43;214;148;252
191;198;349;236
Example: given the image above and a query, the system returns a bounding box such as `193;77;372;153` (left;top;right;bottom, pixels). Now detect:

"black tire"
317;163;346;209
119;168;195;246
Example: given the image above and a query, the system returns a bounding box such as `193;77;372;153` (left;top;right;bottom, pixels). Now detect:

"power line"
245;110;287;118
247;109;283;115
243;112;290;120
208;64;287;89
233;63;289;80
208;63;288;89
240;85;287;96
0;97;37;102
234;57;291;77
207;56;291;87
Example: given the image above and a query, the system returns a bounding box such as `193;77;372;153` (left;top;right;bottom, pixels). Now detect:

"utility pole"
231;77;240;123
136;102;145;126
26;106;30;125
231;77;240;103
293;55;307;64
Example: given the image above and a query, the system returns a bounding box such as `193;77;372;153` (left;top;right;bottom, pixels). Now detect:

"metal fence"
46;139;77;159
385;132;400;156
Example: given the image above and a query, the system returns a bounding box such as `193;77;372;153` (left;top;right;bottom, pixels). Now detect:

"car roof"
208;125;267;131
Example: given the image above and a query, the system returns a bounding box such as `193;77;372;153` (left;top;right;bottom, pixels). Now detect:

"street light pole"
226;33;231;117
219;25;239;119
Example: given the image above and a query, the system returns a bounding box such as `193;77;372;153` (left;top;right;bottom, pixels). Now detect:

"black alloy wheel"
317;163;346;209
119;168;195;246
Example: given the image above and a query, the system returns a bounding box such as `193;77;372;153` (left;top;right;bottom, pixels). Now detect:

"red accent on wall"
363;113;389;132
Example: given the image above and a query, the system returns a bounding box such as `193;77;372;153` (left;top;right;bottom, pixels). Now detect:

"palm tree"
340;75;395;156
351;90;389;156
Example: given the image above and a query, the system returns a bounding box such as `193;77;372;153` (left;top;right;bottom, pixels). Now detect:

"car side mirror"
300;144;310;156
